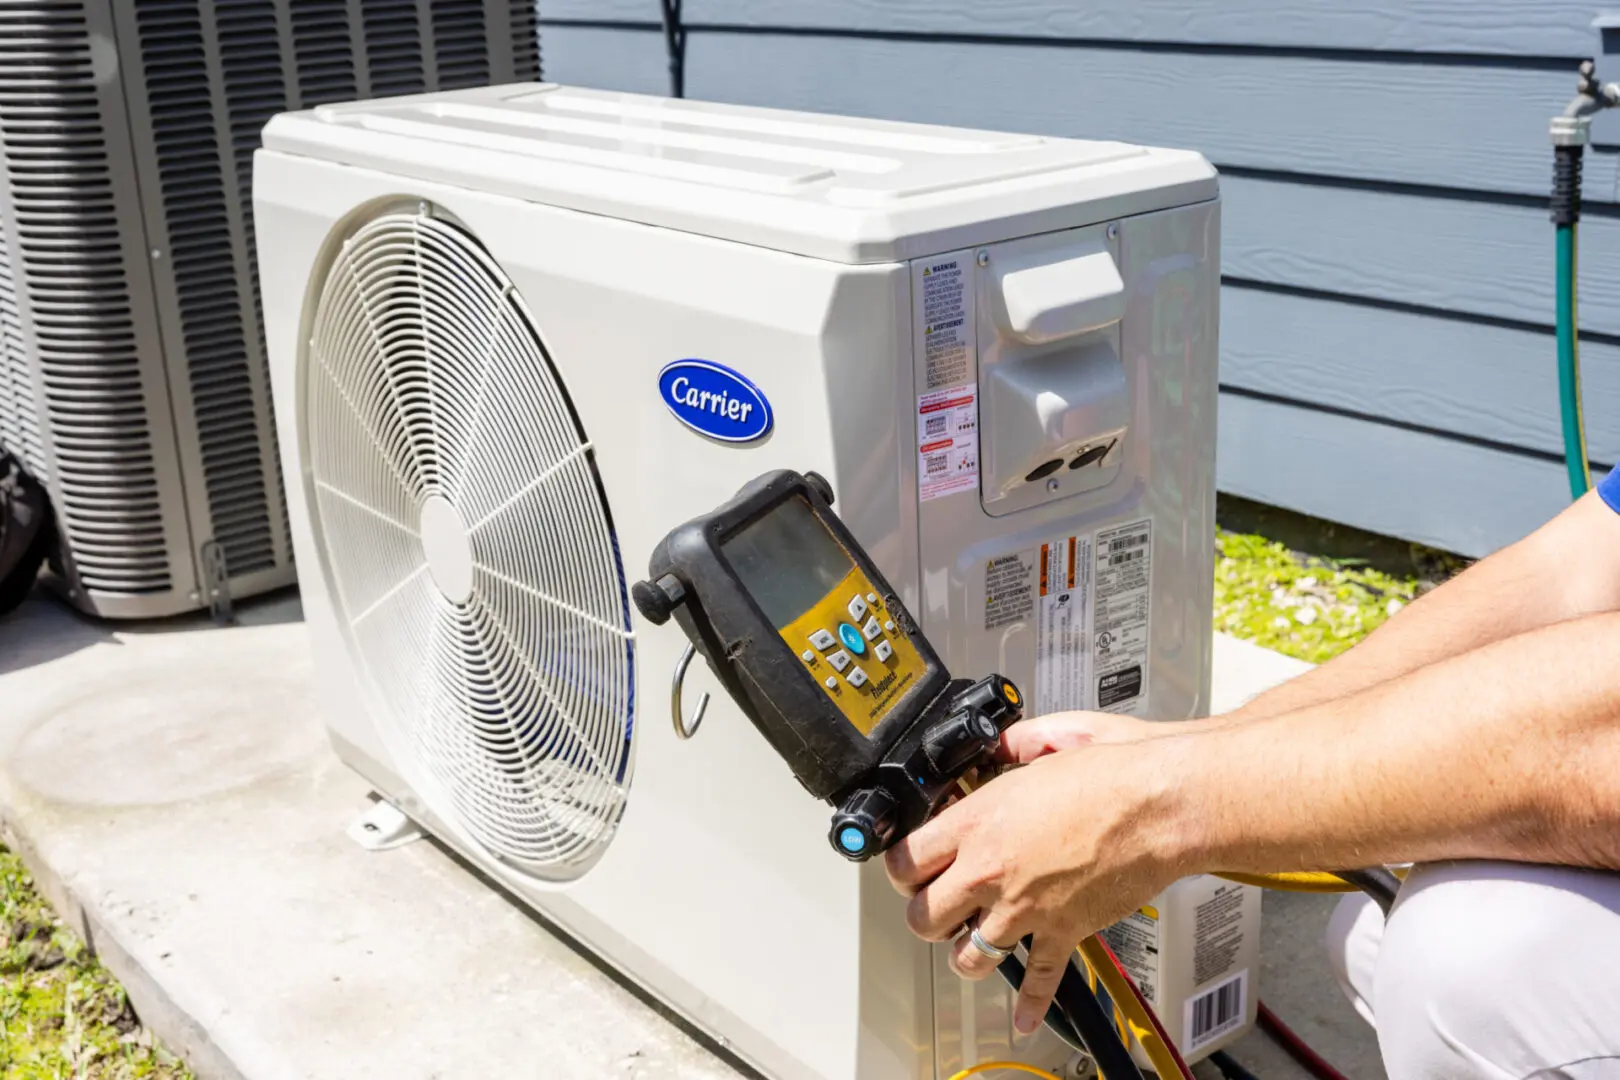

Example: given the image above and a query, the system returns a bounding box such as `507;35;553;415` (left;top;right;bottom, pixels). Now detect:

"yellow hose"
1216;871;1359;893
1078;936;1190;1080
947;1062;1063;1080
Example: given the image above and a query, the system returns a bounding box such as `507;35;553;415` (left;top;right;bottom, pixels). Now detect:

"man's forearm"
1226;492;1620;723
1158;610;1620;876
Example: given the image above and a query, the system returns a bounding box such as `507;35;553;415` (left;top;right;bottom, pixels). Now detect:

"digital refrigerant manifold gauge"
631;469;1024;860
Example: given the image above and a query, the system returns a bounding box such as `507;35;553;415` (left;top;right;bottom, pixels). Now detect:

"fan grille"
307;210;635;878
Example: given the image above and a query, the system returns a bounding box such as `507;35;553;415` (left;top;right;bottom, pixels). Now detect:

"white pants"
1326;861;1620;1079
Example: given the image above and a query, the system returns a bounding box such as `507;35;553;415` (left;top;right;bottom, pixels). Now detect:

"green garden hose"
1552;137;1593;501
1555;222;1592;499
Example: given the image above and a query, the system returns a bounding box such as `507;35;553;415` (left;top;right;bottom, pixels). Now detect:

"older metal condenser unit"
0;0;539;618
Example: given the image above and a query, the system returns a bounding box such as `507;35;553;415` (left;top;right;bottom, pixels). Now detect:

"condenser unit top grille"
305;209;634;879
261;84;1218;264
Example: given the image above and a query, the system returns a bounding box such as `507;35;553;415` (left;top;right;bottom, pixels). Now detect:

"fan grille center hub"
419;495;474;603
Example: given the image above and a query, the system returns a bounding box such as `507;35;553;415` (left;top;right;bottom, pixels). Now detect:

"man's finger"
904;863;983;942
884;804;967;893
948;909;1021;981
996;714;1099;764
1013;937;1073;1036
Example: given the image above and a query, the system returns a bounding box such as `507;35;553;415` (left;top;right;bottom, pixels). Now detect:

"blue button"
838;826;867;854
838;623;867;656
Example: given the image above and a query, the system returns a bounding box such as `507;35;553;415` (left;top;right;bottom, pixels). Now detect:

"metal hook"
671;642;710;740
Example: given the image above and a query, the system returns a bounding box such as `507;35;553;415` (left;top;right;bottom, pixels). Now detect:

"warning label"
914;253;976;391
1093;519;1152;715
1102;907;1161;1006
913;250;979;502
1035;534;1093;715
917;385;978;502
984;517;1153;714
1193;886;1247;987
984;551;1037;630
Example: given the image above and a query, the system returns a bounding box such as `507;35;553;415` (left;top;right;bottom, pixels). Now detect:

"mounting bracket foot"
347;799;423;851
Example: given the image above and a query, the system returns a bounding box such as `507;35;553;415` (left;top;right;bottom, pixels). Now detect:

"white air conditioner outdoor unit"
255;84;1232;1080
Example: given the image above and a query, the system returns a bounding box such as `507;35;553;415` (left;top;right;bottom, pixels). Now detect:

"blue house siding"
539;3;1616;557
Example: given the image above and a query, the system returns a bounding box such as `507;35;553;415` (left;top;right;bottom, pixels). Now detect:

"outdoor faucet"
1553;60;1620;146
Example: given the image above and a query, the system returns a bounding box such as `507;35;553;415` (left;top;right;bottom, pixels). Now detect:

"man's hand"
995;710;1165;761
877;489;1620;1038
883;727;1193;1035
883;607;1620;1038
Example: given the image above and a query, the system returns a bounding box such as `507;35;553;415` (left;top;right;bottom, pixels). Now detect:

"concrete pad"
1210;633;1314;716
0;588;738;1080
1233;890;1385;1080
1204;636;1386;1080
0;587;1379;1080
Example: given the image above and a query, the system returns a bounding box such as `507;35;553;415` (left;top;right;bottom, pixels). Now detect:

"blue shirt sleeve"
1599;464;1620;514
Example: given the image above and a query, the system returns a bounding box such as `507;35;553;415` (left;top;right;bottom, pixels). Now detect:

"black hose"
995;953;1085;1054
1553;143;1584;228
658;0;686;98
1334;867;1402;918
1209;1049;1262;1080
1051;963;1147;1080
0;454;50;617
996;947;1146;1080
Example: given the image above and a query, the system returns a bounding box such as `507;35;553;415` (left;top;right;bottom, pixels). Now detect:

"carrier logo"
658;359;774;444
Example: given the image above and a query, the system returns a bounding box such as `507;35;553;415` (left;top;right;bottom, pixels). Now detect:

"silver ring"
968;923;1014;962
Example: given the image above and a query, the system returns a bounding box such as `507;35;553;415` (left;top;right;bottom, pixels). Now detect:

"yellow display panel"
779;566;930;736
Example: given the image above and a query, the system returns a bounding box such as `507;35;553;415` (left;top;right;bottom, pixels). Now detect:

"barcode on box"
1184;969;1247;1051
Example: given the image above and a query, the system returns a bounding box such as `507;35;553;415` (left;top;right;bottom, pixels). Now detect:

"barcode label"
1184;970;1247;1051
1108;549;1144;566
1108;533;1149;552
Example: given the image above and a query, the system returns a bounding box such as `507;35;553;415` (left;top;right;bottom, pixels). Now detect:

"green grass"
1215;529;1420;663
0;848;190;1080
1214;495;1470;663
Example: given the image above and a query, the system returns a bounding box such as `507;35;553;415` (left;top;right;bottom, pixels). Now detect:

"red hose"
1257;1001;1352;1080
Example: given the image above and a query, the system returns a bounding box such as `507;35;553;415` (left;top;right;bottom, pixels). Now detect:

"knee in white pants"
1323;891;1381;1029
1348;862;1620;1079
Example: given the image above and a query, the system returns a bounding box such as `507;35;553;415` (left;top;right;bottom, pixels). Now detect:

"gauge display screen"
722;497;855;630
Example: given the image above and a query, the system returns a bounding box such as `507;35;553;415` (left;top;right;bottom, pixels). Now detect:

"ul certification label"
1035;534;1093;715
914;252;976;390
917;386;979;502
1094;519;1152;714
1102;906;1161;1006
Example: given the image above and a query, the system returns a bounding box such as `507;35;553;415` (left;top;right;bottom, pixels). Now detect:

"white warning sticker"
1102;906;1161;1006
986;517;1153;714
985;550;1038;630
914;252;976;391
1034;534;1093;715
1093;519;1152;715
917;385;979;502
